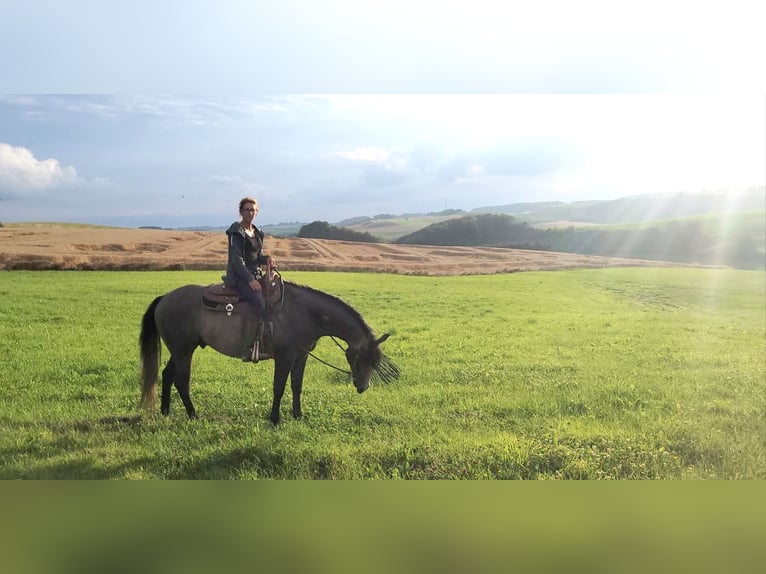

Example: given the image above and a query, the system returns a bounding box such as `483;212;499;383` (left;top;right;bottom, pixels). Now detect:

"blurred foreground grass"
2;482;765;574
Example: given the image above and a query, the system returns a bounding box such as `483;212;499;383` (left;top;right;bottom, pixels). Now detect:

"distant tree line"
395;213;544;248
297;221;380;243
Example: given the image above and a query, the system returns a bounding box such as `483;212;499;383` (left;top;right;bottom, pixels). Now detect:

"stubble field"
0;224;679;274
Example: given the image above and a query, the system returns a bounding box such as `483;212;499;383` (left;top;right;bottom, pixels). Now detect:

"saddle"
201;265;284;363
202;266;284;316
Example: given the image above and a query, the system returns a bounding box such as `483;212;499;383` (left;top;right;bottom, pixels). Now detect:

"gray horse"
139;281;398;424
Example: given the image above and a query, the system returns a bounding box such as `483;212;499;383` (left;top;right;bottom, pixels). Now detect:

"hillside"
394;212;765;269
341;187;765;239
0;225;681;275
471;187;766;225
341;214;466;241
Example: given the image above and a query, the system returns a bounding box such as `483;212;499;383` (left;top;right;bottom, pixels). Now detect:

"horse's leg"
172;354;197;419
290;354;308;420
270;356;292;425
160;358;175;416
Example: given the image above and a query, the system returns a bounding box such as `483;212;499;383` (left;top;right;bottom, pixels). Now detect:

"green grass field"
0;267;763;479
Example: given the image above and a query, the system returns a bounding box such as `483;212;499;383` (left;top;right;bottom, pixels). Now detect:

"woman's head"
238;197;259;222
239;196;259;212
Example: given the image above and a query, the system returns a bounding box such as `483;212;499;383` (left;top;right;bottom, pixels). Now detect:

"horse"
139;280;399;424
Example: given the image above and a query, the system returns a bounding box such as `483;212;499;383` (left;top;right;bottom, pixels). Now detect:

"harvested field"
0;225;682;274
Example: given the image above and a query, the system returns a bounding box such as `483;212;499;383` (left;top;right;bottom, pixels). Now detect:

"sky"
1;1;764;228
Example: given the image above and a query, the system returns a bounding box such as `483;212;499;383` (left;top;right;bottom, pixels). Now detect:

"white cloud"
336;147;391;163
336;147;420;179
0;143;81;190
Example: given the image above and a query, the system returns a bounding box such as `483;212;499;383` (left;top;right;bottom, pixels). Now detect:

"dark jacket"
224;222;267;286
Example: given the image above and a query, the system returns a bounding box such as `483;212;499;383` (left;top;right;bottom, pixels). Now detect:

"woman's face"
240;202;259;225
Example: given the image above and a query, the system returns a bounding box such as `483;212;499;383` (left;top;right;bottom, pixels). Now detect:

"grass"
0;267;763;479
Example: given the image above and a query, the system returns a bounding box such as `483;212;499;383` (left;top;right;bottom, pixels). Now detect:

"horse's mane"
285;281;374;337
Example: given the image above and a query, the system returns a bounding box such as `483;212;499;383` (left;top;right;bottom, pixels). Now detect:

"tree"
297;221;379;243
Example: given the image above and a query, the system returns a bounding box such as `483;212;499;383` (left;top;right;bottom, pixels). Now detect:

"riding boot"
252;312;274;362
260;316;274;358
240;314;262;362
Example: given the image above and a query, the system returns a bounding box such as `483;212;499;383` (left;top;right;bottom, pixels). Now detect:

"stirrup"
242;319;270;363
243;339;271;363
241;344;256;362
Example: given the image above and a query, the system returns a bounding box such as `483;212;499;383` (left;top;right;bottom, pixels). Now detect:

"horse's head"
345;333;399;393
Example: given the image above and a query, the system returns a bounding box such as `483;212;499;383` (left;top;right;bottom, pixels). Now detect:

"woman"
224;196;277;360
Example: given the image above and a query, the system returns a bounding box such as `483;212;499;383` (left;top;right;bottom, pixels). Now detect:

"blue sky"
1;1;764;228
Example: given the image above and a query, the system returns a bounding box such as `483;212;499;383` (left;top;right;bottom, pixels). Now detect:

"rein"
305;336;352;376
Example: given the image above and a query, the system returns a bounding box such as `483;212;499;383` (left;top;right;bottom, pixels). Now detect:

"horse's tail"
139;295;163;412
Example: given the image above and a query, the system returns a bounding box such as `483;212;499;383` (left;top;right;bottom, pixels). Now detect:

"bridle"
304;335;400;385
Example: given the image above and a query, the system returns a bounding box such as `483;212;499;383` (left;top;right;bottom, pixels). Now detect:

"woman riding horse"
224;196;277;361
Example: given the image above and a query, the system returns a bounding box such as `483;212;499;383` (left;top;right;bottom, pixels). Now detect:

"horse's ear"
375;333;390;346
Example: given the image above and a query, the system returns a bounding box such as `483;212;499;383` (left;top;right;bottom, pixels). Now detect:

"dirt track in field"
0;226;678;275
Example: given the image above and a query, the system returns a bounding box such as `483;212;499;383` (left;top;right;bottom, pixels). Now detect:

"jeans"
233;277;265;317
